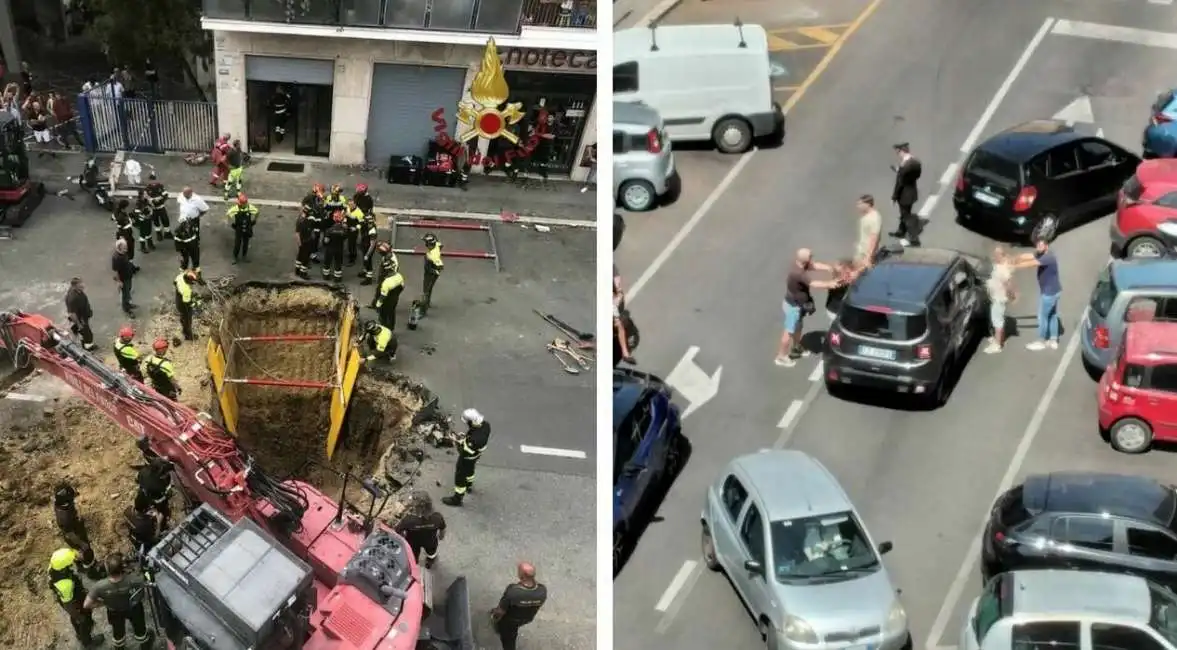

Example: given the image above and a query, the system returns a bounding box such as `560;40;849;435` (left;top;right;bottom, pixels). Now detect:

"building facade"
203;0;598;180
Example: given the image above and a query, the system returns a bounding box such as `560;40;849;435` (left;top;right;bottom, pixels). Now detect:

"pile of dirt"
0;402;140;650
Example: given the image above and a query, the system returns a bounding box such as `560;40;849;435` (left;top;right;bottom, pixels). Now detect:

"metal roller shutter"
366;64;467;165
245;56;335;86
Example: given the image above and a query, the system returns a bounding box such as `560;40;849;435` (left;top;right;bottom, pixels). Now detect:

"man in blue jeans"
1015;237;1062;351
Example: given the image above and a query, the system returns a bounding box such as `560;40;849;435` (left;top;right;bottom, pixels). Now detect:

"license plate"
858;345;896;361
973;190;1001;206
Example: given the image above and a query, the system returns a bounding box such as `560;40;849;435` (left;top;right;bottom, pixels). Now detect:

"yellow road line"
774;86;800;92
782;0;885;113
766;33;805;50
796;25;842;45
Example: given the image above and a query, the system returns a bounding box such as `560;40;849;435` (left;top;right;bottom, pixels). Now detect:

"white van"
614;23;785;154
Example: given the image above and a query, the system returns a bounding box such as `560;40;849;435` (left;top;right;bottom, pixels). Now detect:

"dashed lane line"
808;360;824;382
655;560;698;612
519;445;588;459
777;399;805;429
939;163;960;187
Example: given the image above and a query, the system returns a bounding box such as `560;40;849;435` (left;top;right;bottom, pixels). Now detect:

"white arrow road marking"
665;346;723;419
1053;95;1095;126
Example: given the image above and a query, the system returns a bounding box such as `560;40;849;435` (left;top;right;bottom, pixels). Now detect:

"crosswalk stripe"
796;26;841;44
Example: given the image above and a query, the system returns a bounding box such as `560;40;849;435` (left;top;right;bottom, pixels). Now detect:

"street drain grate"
266;162;305;173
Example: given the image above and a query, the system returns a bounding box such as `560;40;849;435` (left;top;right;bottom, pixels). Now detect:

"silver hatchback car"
1080;258;1177;372
701;450;911;650
614;101;677;212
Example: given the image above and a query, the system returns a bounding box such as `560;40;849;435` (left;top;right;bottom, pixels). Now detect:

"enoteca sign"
500;48;597;70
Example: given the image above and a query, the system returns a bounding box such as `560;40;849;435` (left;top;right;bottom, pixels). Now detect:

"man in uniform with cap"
53;482;105;580
889;142;923;247
49;547;104;648
420;233;444;315
442;409;491;507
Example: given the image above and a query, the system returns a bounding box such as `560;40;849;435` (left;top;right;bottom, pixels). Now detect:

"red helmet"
236;193;248;205
333;210;344;223
356;183;368;193
152;338;169;353
118;326;134;340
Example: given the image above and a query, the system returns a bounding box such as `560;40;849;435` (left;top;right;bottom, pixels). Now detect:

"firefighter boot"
441;494;463;507
148;237;156;251
155;230;163;242
139;240;149;254
360;277;373;286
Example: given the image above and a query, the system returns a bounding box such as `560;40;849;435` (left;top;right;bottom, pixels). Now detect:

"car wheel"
1127;236;1167;259
1110;417;1153;454
713;118;753;154
619;180;656;212
701;525;721;571
1031;214;1058;243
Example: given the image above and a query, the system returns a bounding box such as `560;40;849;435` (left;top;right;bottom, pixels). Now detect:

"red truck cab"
1098;320;1177;453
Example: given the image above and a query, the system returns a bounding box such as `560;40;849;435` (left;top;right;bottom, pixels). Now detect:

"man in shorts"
984;246;1015;354
777;248;841;367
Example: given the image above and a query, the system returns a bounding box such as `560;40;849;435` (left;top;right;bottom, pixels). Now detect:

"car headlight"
782;615;819;644
885;600;908;637
1158;221;1177;237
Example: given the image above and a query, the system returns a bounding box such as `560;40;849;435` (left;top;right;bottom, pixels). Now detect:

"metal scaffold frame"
221;333;338;391
388;218;501;272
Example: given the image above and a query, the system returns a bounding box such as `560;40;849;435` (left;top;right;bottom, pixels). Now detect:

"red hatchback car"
1111;159;1177;258
1098;320;1177;453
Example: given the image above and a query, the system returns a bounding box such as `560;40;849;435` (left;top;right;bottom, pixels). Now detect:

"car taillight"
646;129;662;154
1093;325;1110;349
994;531;1005;543
956;171;965;192
828;331;841;346
1155;113;1174;125
1013;186;1037;212
1105;377;1122;403
916;344;932;360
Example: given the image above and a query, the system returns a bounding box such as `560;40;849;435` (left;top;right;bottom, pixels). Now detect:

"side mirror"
878;541;894;555
744;560;764;575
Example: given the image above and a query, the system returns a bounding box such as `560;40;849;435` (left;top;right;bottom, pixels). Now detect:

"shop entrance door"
245;81;333;157
293;84;333;157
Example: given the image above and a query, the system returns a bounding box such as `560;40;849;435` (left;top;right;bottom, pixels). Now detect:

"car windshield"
1089;267;1118;319
840;305;928;340
1150;582;1177;645
968;150;1021;187
770;512;879;583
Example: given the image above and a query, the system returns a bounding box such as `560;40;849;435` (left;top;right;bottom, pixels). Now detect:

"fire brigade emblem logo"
457;39;524;144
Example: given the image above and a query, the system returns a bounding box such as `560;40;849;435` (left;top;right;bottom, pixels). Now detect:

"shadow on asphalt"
614;434;694;578
956;207;1111;246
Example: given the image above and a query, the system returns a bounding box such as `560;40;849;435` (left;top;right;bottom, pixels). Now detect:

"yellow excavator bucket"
326;303;361;459
206;338;239;434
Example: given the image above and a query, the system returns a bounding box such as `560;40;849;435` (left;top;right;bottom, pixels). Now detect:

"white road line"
924;314;1089;650
518;445;588;459
1052;19;1177;50
807;360;824;382
654;560;698;612
629;153;756;300
919;194;941;218
961;17;1055;154
1149;0;1174;7
4;392;47;402
774;375;825;450
777;400;804;428
939;163;960;187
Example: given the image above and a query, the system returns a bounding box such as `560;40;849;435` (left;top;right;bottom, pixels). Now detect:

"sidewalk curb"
108;190;597;229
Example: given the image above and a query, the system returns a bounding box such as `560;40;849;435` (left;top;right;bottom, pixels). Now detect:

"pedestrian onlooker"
49;92;82;148
613;272;636;366
19;61;33;97
983;246;1016;354
27;101;51;152
64;278;95;351
777;248;841;367
111;240;136;317
144;59;159;97
854;194;882;268
491;562;548;650
580;142;596;193
1014;236;1062;350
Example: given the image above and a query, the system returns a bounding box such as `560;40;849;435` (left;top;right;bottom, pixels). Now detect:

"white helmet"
462;408;483;426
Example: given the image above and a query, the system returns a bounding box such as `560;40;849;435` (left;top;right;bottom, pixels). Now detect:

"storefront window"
249;0;340;24
384;0;429;27
503;70;595;175
340;0;383;25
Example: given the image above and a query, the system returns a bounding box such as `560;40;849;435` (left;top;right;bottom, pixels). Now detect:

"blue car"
613;368;684;573
1143;89;1177;158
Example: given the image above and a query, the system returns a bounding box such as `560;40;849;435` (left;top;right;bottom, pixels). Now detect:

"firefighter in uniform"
442;408;491;507
270;86;290;144
174;217;199;273
113;326;144;381
134;456;175;530
113;200;136;263
322;184;347;259
375;257;405;330
345;198;364;265
123;505;159;562
393;491;446;568
145;180;171;241
49;548;103;648
145;338;181;401
227;193;258;263
358;212;379;284
421;233;444;313
133;190;155;253
322;211;347;282
223;139;245;201
53;483;104;580
369;242;397;305
354;183;374;215
175;270;200;341
294;208;314;279
301;183;326;263
361;320;398;364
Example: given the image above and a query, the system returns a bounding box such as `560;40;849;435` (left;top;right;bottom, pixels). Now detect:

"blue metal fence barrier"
77;94;218;154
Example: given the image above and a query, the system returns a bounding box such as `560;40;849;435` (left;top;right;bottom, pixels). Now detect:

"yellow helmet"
49;548;78;571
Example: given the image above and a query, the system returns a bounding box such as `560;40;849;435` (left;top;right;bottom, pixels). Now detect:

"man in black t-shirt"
393;491;446;568
84;554;152;649
777;248;840;368
491;562;548;650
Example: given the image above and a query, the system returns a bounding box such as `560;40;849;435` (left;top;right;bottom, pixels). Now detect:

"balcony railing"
204;0;596;33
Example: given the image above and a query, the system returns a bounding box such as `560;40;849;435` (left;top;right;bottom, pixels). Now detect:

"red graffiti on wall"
430;108;548;168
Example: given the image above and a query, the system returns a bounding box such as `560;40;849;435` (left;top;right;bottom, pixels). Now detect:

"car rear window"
994;485;1034;528
1123;175;1144;202
1089;267;1118;319
840;305;928;340
968;150;1021;186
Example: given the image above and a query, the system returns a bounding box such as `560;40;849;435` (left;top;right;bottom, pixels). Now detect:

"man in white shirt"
177;187;208;224
984;246;1016;354
854;194;882;268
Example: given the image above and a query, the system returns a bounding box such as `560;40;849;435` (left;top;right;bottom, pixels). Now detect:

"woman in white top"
984;246;1016;354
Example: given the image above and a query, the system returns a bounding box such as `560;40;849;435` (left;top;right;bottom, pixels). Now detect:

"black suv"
954;120;1140;243
982;472;1177;588
823;246;988;406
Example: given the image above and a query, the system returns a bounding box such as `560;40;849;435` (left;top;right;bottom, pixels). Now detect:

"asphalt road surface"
613;1;1177;650
0;152;595;649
